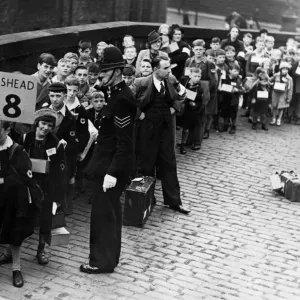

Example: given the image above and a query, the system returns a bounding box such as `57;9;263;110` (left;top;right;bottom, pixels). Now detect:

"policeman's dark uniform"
83;47;137;272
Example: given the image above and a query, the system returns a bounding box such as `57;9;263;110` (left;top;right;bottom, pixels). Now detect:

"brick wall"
169;0;300;25
0;0;166;35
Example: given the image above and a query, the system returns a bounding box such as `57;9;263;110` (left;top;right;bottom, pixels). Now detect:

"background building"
0;0;167;35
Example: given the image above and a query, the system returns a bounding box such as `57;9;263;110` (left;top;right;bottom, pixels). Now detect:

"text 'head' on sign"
0;71;37;124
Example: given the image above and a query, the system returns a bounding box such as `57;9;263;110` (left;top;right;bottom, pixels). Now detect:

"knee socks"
10;245;21;271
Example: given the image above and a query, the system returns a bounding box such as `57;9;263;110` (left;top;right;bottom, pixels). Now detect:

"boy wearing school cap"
19;108;68;265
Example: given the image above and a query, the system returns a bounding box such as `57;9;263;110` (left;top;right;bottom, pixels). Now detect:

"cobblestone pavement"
1;114;300;300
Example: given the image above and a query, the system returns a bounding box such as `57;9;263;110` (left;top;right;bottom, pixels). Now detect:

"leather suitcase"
123;176;155;227
284;178;300;202
280;171;297;183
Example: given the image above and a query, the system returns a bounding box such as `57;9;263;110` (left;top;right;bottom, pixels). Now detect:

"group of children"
11;25;300;178
2;24;300;288
18;25;300;159
112;26;300;155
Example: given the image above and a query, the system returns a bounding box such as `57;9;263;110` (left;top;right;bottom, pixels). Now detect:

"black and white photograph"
0;0;300;299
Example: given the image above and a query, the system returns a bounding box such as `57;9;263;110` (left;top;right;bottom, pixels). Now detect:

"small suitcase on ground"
280;171;297;183
280;171;300;202
284;178;300;202
123;176;155;227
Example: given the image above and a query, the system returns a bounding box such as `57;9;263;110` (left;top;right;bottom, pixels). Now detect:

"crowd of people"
1;22;300;288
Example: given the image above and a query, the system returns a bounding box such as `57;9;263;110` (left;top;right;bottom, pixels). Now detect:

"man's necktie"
160;82;165;95
56;111;63;128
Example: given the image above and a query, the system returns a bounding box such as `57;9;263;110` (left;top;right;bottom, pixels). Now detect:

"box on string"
45;227;70;246
123;176;155;227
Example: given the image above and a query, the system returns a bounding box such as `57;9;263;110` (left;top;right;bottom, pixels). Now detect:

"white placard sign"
274;82;286;91
257;91;269;98
0;72;37;124
186;89;197;101
221;84;233;93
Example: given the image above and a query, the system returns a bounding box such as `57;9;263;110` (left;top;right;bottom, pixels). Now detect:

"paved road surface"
1;115;300;300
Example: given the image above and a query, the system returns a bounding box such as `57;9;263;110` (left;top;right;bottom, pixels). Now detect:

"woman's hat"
279;61;291;70
148;30;162;44
35;108;58;127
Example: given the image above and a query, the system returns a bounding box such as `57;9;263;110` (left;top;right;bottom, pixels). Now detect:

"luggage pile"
270;171;300;202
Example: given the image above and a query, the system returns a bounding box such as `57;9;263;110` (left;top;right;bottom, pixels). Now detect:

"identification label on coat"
0;72;37;124
184;68;191;76
251;56;261;64
231;82;237;86
186;89;197;101
46;147;57;156
221;84;233;93
0;177;4;184
274;82;286;91
257;91;269;98
169;42;179;53
221;70;226;79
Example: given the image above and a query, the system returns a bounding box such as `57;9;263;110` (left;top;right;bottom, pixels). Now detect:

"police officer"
80;47;136;274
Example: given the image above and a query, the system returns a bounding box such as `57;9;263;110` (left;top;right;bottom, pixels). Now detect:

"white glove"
139;112;145;120
103;174;117;192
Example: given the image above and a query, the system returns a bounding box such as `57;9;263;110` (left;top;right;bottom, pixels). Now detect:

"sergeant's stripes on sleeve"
114;116;131;128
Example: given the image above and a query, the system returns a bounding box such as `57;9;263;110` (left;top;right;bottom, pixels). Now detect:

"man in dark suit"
133;55;190;215
47;82;78;215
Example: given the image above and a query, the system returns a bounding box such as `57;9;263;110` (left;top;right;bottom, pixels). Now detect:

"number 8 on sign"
3;94;22;118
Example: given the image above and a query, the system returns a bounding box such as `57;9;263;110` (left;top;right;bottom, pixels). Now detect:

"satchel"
9;143;44;207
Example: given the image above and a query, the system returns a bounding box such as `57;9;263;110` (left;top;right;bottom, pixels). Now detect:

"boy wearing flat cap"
19;108;67;265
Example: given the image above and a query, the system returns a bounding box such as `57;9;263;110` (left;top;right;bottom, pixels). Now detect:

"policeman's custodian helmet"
98;46;125;72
